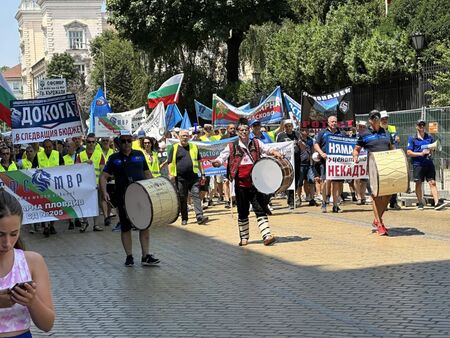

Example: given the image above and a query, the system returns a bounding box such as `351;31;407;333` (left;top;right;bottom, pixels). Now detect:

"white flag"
137;102;166;139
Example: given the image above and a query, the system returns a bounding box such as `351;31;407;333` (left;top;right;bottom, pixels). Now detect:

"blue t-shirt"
407;133;434;167
250;131;272;144
357;127;392;153
314;128;342;152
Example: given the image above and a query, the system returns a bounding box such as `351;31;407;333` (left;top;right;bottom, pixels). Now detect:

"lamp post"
411;32;425;108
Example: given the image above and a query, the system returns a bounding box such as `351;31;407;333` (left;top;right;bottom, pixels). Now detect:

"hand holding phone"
12;281;33;291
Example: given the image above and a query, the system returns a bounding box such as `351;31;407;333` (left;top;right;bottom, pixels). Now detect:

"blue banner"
89;87;111;133
283;93;301;121
165;104;183;130
11;93;83;144
194;99;213;121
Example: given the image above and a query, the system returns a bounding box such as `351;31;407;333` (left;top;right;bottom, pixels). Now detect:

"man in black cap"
406;119;446;210
352;110;393;236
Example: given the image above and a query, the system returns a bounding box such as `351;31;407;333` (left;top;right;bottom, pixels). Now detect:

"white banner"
137;102;166;139
94;106;147;137
0;164;98;224
38;78;67;97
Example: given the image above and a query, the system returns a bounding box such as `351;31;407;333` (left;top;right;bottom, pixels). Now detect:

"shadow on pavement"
386;227;425;237
24;222;450;338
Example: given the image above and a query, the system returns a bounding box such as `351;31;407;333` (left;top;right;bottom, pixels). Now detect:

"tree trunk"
226;29;244;83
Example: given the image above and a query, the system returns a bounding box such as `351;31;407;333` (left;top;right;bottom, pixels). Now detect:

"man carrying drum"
212;118;283;246
352;110;393;236
100;130;159;267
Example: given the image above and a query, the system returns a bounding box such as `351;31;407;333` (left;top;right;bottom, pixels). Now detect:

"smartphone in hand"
12;281;33;291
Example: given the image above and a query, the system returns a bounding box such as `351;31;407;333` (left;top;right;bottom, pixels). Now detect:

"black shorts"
413;164;436;182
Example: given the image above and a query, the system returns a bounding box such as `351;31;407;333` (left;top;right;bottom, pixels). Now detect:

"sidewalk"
26;198;450;337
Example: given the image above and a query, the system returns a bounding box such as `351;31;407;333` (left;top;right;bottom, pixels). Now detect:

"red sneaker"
376;222;389;236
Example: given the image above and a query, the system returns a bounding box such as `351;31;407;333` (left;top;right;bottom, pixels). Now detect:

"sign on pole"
38;78;67;97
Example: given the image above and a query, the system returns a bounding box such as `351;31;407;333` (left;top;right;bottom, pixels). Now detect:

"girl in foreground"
0;189;54;337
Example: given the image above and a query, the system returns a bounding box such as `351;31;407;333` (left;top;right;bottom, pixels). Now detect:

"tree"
428;42;450;107
46;53;78;81
0;66;9;73
106;0;291;83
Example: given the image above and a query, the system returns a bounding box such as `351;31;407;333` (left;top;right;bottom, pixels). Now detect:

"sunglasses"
120;139;132;144
143;142;151;145
418;123;426;127
86;140;96;144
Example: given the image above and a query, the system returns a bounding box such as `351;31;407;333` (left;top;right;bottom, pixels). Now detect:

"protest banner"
137;102;166;139
283;93;301;122
211;86;284;127
11;93;83;144
301;87;354;129
95;106;146;137
89;88;111;133
38;78;67;97
167;137;239;176
326;135;368;180
0;164;98;225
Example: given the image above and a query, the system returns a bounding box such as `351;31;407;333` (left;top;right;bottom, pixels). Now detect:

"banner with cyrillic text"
0;164;98;224
95;106;147;137
167;137;239;176
326;135;368;180
11;94;83;144
301;87;354;129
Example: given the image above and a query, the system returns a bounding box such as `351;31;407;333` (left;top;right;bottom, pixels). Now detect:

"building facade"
1;65;24;99
16;0;107;98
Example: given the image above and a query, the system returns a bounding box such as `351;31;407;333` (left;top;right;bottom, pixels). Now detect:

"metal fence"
356;106;450;190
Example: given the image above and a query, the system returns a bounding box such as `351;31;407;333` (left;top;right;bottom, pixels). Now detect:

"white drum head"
125;183;153;229
251;158;283;194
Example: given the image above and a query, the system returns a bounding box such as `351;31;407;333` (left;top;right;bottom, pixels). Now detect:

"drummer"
100;130;160;267
211;118;283;246
352;110;393;236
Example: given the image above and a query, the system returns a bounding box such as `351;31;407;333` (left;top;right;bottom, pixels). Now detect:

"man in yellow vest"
0;147;18;172
168;129;209;226
32;139;64;238
76;133;105;233
20;145;36;169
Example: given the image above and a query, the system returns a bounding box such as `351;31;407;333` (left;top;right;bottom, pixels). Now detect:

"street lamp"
411;32;425;108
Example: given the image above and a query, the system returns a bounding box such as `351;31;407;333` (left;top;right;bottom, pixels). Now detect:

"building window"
75;64;86;77
68;30;84;49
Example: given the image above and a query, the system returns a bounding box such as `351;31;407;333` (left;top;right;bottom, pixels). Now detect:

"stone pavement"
23;198;450;337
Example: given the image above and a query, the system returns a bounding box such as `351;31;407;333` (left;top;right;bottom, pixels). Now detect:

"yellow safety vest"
21;158;33;169
145;151;161;177
102;148;114;162
169;143;199;177
63;154;75;166
37;150;60;168
0;162;18;172
132;140;143;151
79;149;104;183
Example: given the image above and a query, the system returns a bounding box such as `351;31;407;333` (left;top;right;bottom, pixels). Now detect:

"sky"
0;0;21;67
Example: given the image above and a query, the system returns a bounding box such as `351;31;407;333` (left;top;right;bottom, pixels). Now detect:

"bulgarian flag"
147;73;184;109
0;73;15;127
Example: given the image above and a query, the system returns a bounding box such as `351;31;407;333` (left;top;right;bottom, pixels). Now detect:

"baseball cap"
380;110;389;119
137;130;146;138
284;119;293;125
368;110;381;120
416;119;426;125
251;120;262;126
357;120;367;126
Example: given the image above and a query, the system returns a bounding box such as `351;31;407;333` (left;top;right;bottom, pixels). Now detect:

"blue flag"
283;93;301;121
165;104;183;130
89;87;111;133
181;109;192;129
238;102;252;112
194;99;213;121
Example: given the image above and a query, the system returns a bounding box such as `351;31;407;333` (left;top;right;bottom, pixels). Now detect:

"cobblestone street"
24;199;450;337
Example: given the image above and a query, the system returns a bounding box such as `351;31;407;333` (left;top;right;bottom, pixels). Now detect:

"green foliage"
106;0;291;83
0;66;9;73
46;53;78;81
428;42;450;107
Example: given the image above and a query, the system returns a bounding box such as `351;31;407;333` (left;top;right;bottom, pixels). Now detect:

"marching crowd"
0;110;446;242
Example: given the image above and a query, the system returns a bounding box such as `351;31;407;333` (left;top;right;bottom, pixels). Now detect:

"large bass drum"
251;157;294;194
124;177;179;230
368;149;409;197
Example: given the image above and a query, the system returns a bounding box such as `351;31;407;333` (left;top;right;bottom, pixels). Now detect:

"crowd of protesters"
0;110;446;242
